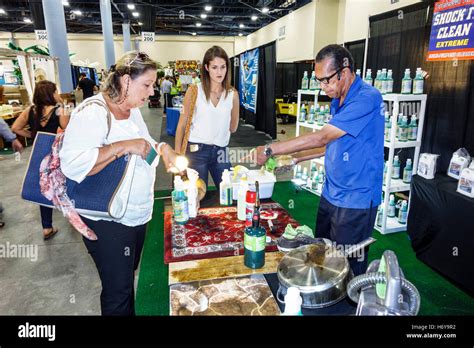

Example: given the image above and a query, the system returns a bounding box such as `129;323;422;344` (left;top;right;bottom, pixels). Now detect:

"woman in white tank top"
175;46;240;190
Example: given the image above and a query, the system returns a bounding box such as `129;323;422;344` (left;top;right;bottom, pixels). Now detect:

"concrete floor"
0;100;298;315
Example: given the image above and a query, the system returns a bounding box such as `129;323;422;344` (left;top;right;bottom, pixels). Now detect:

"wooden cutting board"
169;251;285;285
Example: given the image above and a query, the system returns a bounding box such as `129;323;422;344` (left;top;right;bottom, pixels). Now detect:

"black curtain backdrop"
344;39;366;72
367;0;474;170
275;62;313;98
236;41;277;139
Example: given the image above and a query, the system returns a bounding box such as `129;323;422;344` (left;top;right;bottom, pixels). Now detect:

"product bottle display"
301;71;309;90
301;167;308;181
312;170;318;190
356;69;361;77
374;70;381;91
219;169;233;206
386;69;394;93
384;112;391;142
383;161;388;185
403;159;413;183
401;68;412;94
398;200;408;224
392;155;400;179
237;175;249;221
381;68;388;94
172;176;189;225
413;67;424;94
244;181;266;269
388;194;396;217
295;164;302;179
308;105;315;124
408;115;418;141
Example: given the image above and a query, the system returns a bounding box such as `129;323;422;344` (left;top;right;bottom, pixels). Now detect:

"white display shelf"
298;89;327;96
374;216;407;234
298;122;325;131
384;140;420;149
383;178;410;193
383;93;427;102
292;179;322;197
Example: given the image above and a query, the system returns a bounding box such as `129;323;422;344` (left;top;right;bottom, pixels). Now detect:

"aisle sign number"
142;32;155;42
35;30;48;41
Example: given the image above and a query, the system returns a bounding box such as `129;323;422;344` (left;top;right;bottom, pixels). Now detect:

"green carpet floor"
136;181;474;316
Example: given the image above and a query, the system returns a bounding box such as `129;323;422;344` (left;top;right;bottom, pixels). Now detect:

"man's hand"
12;139;24;153
255;145;268;166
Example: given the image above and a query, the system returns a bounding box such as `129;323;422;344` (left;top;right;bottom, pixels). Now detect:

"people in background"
191;71;201;84
12;80;70;241
76;72;98;100
59;51;179;316
175;45;240;190
254;44;384;276
160;75;173;114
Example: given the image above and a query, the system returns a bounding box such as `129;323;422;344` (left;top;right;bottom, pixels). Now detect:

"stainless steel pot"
276;238;376;309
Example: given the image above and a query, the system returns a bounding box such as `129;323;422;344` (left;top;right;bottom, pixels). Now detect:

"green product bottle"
398;200;408;224
311;170;318;190
376;193;384;227
388;194;396;218
408;115;418;141
403;159;413;183
401;68;412;94
383;161;388;186
399;115;408;142
308;105;315;124
396;113;403;140
374;70;381;91
244;181;266;269
172;176;189;225
392;155;400;179
381;68;388;94
413;67;424;94
309;71;317;90
384;112;391;142
299;104;306;122
301;71;309;90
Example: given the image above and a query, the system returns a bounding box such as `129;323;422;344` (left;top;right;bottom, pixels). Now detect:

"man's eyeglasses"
316;66;347;85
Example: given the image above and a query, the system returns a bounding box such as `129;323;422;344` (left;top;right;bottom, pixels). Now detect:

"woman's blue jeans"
186;142;231;189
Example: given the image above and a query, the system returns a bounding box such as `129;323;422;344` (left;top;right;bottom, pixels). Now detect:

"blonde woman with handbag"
59;51;178;316
175;46;240;191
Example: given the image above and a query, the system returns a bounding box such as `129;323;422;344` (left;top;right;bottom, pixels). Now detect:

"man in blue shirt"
256;45;384;275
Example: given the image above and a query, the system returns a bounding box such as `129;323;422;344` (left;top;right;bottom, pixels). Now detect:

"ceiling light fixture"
72;10;82;16
62;1;70;6
138;22;143;26
132;12;139;17
0;9;6;15
196;22;202;27
200;13;207;19
24;18;32;23
238;33;243;37
239;23;244;28
251;15;258;21
192;32;197;36
127;4;135;10
262;7;269;13
204;5;212;11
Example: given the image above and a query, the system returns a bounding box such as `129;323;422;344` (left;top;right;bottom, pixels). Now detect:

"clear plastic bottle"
364;69;373;86
396;113;403;140
384;112;391;142
399;115;409;142
388;194;396;217
408;115;418;141
282;287;303;316
398;200;408;224
403;159;413;183
356;69;361;77
381;68;388;94
386;69;394;94
299;104;306;122
392;155;400;179
301;71;309;90
374;70;381;91
219;169;232;206
401;68;412;94
237;175;249;221
309;71;317;90
308;105;315;124
186;169;199;218
413;67;424;94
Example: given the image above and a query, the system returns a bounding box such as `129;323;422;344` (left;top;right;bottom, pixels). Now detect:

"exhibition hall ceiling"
0;0;311;36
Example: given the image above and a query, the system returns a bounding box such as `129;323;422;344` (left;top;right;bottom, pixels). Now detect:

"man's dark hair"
315;44;354;73
80;72;87;78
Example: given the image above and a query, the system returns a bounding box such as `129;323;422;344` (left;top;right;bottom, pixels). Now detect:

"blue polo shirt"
322;76;384;209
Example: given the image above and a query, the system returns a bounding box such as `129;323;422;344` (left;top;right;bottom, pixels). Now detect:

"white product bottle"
381;68;388;94
386;69;394;93
301;71;309;90
282;287;303;316
309;71;317;90
356;69;361;77
401;68;412;94
219;169;232;206
364;69;373;86
392;155;400;179
408;115;418;141
398;200;408;224
388;194;396;218
237;175;248;221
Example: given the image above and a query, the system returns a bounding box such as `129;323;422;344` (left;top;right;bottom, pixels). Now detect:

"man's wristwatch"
263;144;273;158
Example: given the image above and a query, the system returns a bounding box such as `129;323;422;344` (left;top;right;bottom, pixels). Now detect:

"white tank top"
188;83;234;147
